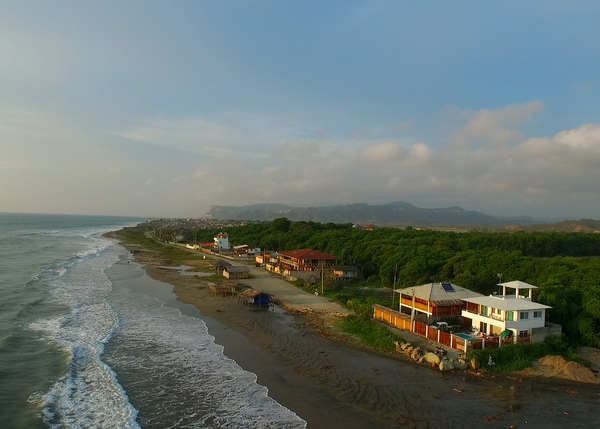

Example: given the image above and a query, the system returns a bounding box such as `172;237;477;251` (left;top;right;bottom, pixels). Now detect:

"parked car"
429;321;449;330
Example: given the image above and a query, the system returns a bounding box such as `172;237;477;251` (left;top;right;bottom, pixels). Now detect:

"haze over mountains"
203;201;549;228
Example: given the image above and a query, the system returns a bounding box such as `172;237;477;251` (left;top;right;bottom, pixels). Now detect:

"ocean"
0;213;306;428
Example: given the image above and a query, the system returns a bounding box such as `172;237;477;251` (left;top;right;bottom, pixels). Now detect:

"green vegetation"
111;228;213;271
333;294;405;353
467;335;588;373
338;315;404;353
131;218;600;348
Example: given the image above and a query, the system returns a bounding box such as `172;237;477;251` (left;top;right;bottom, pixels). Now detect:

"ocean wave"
105;280;306;429
31;247;140;428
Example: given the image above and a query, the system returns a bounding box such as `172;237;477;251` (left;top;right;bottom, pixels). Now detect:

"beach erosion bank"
110;239;600;429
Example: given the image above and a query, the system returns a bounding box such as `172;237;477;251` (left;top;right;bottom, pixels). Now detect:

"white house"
214;232;230;251
461;281;552;343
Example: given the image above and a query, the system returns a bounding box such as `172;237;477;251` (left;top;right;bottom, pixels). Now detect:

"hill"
203;201;545;227
508;218;600;233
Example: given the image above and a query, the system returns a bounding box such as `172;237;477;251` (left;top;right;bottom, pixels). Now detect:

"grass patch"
338;315;404;353
111;226;213;269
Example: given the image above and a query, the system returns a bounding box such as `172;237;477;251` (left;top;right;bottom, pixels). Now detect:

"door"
480;322;487;335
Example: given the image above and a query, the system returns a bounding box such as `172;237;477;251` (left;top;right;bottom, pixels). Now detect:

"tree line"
186;218;600;347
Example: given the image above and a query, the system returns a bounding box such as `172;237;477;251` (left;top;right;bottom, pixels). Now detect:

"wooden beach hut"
222;266;250;279
213;259;232;274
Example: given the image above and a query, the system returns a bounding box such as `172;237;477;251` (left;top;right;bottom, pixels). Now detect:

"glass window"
506;311;514;321
519;330;529;338
534;311;542;318
520;311;529;320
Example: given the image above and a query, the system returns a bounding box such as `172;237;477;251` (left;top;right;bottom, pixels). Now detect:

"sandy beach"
117;241;600;429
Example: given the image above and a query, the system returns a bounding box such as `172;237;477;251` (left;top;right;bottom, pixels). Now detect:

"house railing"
463;309;504;322
399;297;429;313
374;304;527;353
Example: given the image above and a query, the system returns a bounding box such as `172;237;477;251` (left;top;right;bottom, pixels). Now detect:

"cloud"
149;101;598;218
409;142;432;164
451;101;545;150
345;120;414;140
273;140;319;160
116;113;302;161
3;97;599;218
556;123;600;151
357;141;404;165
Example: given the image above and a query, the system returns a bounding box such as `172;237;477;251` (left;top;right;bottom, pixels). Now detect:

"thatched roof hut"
213;259;233;272
209;282;238;296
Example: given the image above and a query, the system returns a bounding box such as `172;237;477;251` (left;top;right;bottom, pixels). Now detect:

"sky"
2;1;600;219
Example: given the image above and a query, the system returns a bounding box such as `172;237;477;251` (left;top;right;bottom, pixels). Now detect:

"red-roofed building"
278;249;335;272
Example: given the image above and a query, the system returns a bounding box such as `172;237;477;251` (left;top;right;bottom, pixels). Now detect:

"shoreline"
141;262;396;428
110;237;600;429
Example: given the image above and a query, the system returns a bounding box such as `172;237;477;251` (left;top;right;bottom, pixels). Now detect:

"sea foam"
31;239;140;428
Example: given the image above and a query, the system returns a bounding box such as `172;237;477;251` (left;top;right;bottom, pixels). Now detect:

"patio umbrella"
500;329;512;338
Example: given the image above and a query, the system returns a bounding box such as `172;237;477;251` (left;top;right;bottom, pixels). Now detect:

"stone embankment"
394;341;471;372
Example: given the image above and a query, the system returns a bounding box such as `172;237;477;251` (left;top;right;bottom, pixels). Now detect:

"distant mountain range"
203;201;554;228
509;218;600;233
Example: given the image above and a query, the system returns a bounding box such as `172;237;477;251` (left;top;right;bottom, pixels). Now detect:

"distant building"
214;232;230;251
330;266;361;280
233;245;261;258
277;249;335;272
222;266;250;279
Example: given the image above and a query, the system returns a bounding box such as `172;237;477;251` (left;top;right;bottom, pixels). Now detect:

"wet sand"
118;243;600;429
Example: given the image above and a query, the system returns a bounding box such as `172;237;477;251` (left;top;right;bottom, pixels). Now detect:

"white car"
429;321;449;329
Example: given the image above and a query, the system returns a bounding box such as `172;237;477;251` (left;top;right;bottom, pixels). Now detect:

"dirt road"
239;261;352;315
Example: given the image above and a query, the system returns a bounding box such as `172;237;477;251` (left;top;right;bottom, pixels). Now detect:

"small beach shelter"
213;259;232;273
222;265;250;279
239;289;273;308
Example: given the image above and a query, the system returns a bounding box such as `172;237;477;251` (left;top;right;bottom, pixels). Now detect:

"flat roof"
462;295;551;311
499;280;537;290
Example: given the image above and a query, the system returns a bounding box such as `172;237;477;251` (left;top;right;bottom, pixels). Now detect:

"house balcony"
463;308;504;322
400;297;430;314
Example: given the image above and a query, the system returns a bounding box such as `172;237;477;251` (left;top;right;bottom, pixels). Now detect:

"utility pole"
410;288;416;332
321;266;324;296
319;260;325;296
391;265;398;310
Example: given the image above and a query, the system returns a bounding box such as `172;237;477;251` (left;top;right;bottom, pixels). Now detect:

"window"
494;307;501;315
506;311;514;321
534;311;542;318
520;311;529;320
519;330;529;338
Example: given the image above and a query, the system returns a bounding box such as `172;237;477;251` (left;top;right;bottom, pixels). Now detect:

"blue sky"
2;1;600;219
